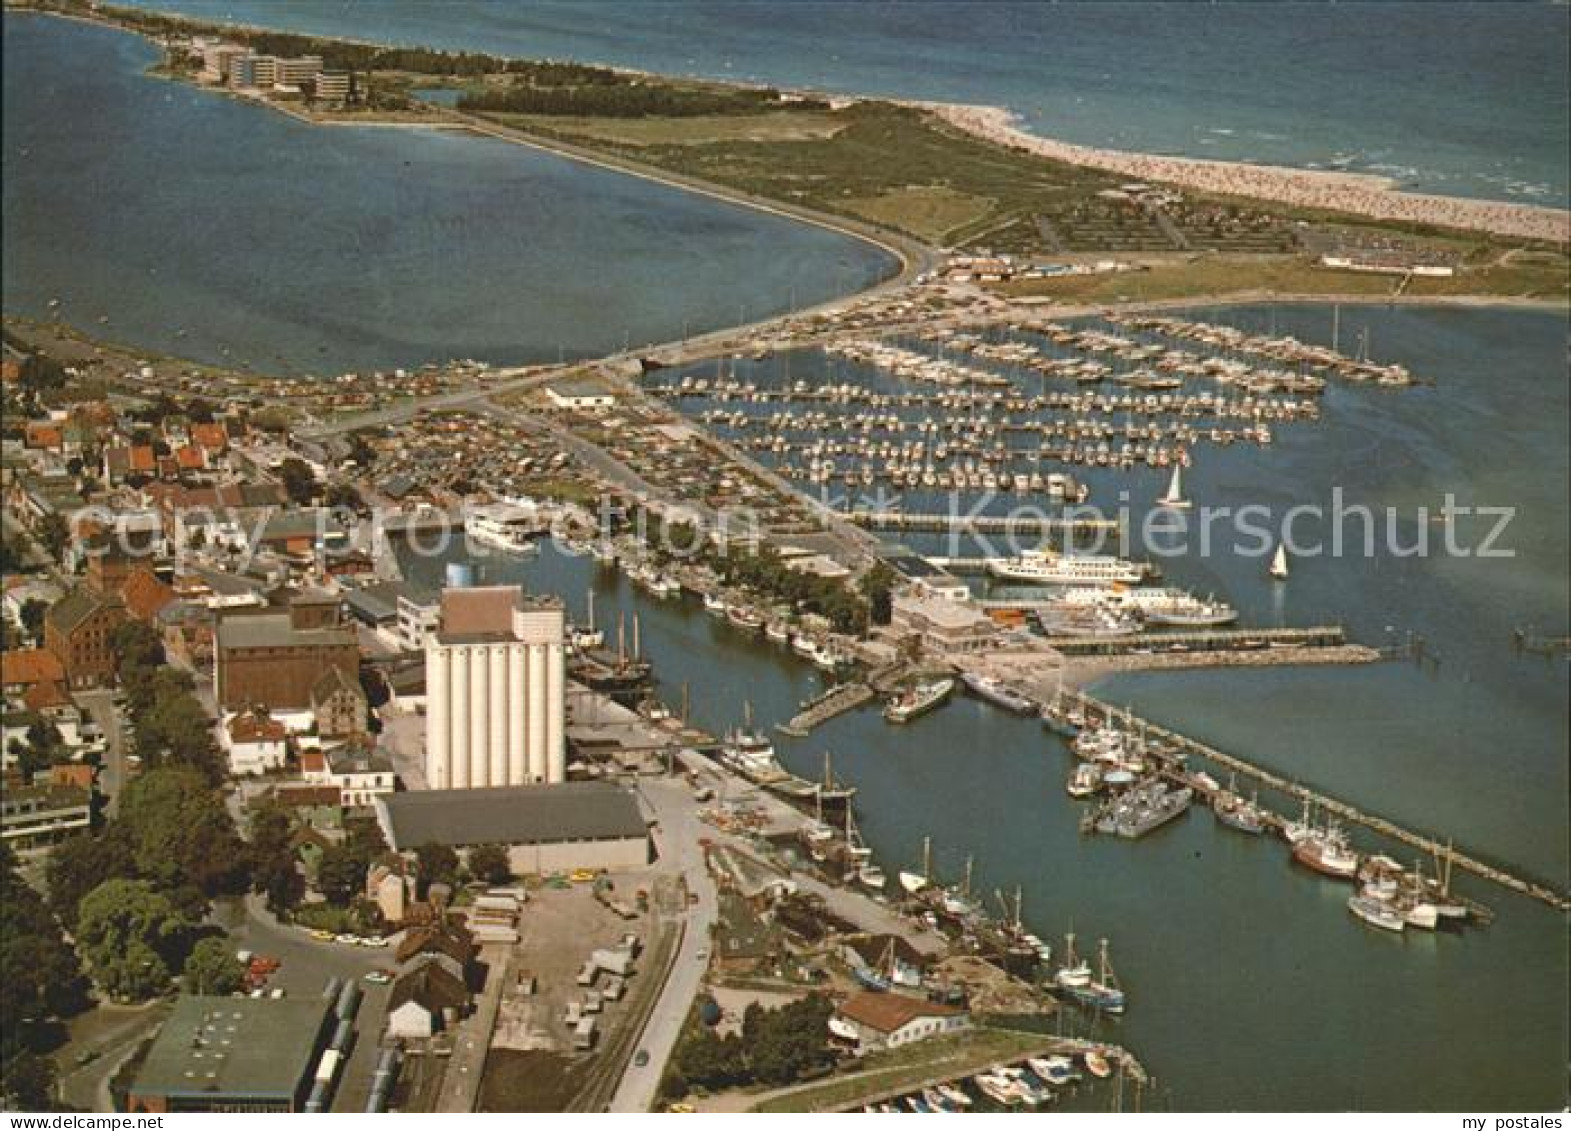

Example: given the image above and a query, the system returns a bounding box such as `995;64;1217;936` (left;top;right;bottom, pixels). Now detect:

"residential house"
223;707;289;775
385;959;469;1040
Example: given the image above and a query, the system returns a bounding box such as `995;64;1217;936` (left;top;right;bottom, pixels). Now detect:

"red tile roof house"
829;991;969;1054
0;648;67;697
223;707;289;776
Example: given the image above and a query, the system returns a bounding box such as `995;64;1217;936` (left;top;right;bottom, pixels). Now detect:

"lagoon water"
120;0;1570;205
1;13;896;374
405;303;1567;1110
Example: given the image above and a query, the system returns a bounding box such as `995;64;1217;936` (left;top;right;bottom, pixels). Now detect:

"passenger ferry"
988;547;1146;586
464;503;543;555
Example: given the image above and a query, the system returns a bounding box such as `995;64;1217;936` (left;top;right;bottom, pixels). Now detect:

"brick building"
44;585;127;689
214;591;358;713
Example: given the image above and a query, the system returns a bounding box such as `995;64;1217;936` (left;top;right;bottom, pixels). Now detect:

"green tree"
414;843;459;897
75;879;193;1002
183;936;244;995
140;693;223;781
111;620;165;681
46;824;139;931
276;458;317;506
858;563;897;627
343;809;388;862
18;598;47;645
466;843;512;886
34;512;71;564
746;993;833;1087
1;844;90;1068
1;1048;57;1110
316;844;366;906
118;768;243;896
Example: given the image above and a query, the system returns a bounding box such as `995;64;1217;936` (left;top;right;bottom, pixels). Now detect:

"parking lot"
215;894;394;1113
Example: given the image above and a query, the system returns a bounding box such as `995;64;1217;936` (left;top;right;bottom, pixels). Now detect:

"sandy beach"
926;103;1571;245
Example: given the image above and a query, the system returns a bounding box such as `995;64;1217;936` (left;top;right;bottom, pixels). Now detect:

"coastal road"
608;778;720;1113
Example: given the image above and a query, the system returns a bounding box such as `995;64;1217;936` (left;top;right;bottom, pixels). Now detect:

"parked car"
634;1049;650;1068
363;970;393;985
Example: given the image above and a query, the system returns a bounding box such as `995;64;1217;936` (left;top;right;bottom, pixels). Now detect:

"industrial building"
373;781;649;875
213;591;359;715
829;992;969;1054
127;995;335;1113
423;584;566;789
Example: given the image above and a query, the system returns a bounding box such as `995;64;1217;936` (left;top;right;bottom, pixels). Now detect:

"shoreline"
924;103;1571;245
14;2;1569;244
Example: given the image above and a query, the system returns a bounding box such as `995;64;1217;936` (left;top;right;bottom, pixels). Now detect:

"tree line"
460;81;812;119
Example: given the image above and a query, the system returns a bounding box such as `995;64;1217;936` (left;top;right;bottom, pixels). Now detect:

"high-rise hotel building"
423;585;566;790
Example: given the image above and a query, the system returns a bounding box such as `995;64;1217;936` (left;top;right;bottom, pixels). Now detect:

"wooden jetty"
1057;688;1569;914
779;682;874;737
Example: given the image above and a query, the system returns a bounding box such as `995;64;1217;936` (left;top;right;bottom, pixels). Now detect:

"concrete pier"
1053;689;1570;914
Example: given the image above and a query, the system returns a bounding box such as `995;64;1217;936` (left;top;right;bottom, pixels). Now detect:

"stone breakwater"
925;102;1571;245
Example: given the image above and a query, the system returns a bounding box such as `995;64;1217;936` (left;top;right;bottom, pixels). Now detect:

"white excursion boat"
465;503;544;555
988;547;1147;586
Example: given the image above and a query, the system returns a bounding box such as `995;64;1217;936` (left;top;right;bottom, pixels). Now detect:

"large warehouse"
373;781;650;874
127;995;334;1113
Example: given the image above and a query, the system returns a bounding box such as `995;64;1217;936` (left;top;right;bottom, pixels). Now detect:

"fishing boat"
1054;932;1092;990
852;966;892;992
1269;542;1290;580
1084;1049;1113;1079
1094;779;1193;838
1348;893;1406;932
1157;462;1191;509
764;621;791;644
884;677;956;723
960;672;1035;714
1292;822;1361;880
1213;788;1266;835
719;703;781;778
1067;762;1103;798
1062;939;1125;1014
